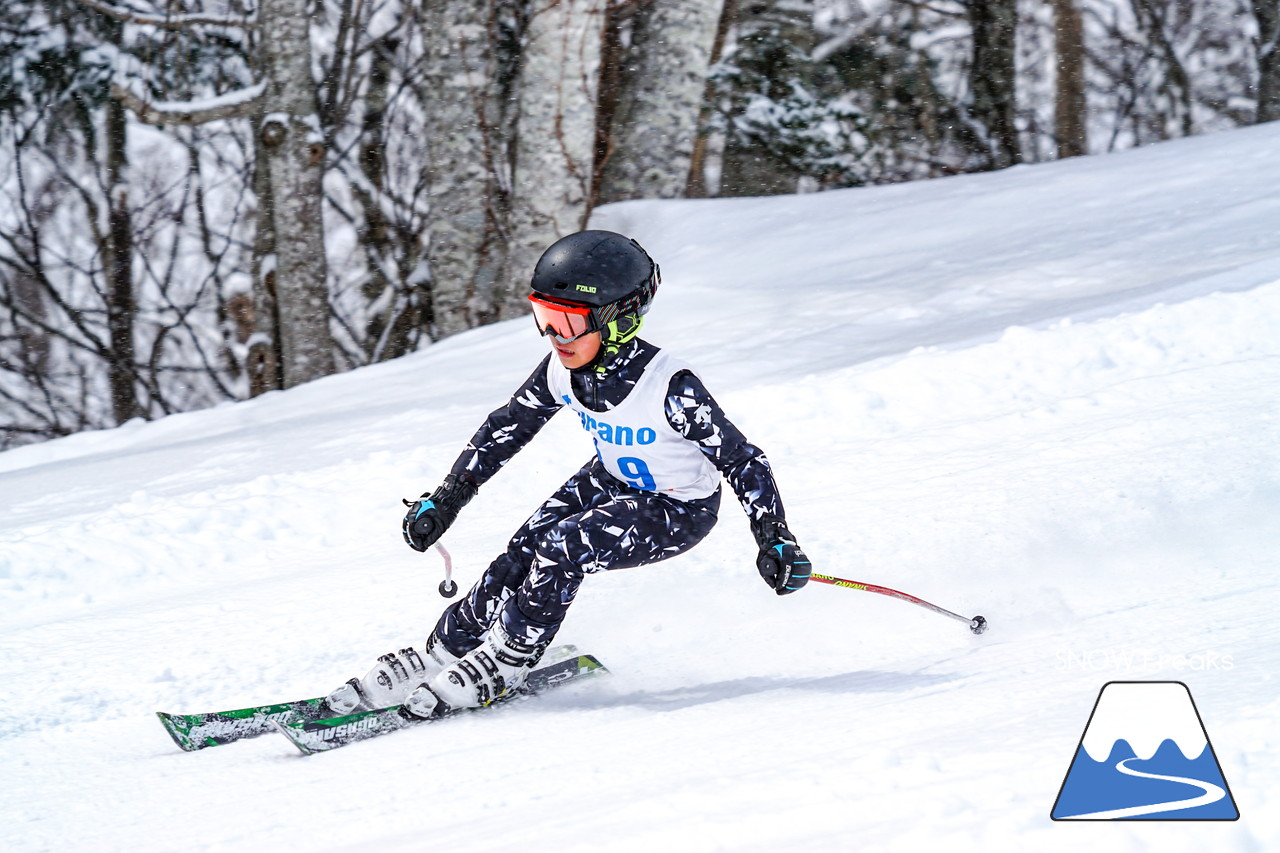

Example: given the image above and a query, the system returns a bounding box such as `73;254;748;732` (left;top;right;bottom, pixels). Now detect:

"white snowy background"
2;122;1278;852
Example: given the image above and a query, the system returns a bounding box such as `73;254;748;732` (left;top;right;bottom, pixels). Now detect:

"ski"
157;644;584;752
157;697;330;752
273;653;607;755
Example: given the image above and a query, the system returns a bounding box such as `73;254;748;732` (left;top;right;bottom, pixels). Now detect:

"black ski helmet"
530;230;660;326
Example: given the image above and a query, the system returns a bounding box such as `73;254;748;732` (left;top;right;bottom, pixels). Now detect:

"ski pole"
435;544;458;598
809;573;987;634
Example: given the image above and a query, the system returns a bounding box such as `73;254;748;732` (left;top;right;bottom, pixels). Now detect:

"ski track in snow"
3;124;1280;852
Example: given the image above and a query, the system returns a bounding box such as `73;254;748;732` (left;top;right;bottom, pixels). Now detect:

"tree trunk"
9;179;54;375
968;0;1021;169
592;1;633;203
506;0;606;317
354;34;401;358
363;33;431;361
596;0;726;203
257;0;335;389
420;0;513;337
105;77;139;423
1256;0;1280;122
1052;0;1088;158
247;114;282;397
687;0;735;198
718;0;815;197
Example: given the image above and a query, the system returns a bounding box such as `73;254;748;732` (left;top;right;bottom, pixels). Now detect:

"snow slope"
3;123;1279;852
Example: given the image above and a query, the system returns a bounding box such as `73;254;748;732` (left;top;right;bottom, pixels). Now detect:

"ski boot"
402;623;544;719
325;631;460;715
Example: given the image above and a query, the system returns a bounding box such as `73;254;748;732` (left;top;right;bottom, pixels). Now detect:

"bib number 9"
617;456;656;491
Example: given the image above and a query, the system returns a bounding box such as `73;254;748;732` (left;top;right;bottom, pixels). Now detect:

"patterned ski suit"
434;338;787;655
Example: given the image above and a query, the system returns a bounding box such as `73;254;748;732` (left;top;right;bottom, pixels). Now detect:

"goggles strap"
595;313;644;373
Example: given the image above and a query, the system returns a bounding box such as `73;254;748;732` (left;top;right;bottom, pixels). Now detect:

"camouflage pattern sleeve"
449;355;564;488
664;369;785;522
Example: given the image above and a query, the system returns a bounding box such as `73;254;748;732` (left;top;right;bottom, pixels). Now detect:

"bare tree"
596;0;726;203
103;19;139;423
246;114;283;395
417;0;518;337
105;0;336;394
257;0;336;387
1052;0;1088;157
687;0;735;197
506;0;607;316
350;34;412;359
2;0;247;443
1256;0;1280;122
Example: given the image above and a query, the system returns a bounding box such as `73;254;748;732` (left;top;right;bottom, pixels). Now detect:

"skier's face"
551;330;601;369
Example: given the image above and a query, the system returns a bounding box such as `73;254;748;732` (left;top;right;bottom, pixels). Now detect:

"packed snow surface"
3;124;1279;851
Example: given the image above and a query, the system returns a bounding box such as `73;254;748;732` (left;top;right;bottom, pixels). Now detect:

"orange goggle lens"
529;294;595;343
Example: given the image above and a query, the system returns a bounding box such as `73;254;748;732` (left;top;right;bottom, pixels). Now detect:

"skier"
326;230;811;719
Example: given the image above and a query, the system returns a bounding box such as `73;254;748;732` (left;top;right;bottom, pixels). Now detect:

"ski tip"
576;654;608;675
156;711;203;752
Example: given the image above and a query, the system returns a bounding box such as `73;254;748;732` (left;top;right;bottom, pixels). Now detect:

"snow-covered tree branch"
72;0;256;30
111;81;266;126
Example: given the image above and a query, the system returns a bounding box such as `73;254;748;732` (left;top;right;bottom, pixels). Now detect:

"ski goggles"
528;294;599;343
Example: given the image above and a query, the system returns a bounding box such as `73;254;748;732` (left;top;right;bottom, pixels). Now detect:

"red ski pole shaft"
809;573;988;634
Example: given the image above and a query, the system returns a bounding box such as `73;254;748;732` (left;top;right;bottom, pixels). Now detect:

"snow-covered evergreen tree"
713;0;881;194
968;0;1021;168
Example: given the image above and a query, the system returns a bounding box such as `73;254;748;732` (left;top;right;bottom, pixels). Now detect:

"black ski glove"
751;515;812;595
402;474;477;552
